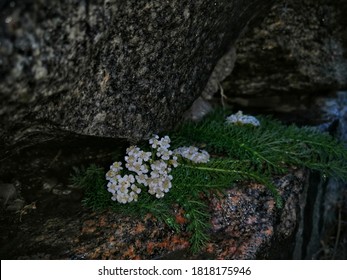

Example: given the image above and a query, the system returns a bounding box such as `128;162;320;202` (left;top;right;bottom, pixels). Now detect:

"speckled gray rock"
223;0;347;99
0;0;276;158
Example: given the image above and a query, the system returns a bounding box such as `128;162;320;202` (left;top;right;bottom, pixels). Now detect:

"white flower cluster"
105;135;181;203
225;111;260;127
173;146;210;163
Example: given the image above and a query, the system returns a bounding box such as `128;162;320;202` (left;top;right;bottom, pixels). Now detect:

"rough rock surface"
0;168;306;260
223;0;347;99
0;0;275;159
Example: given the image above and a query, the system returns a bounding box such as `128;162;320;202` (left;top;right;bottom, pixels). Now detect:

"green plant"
72;109;347;253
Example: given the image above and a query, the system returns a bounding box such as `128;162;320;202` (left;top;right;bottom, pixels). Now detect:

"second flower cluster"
106;135;210;204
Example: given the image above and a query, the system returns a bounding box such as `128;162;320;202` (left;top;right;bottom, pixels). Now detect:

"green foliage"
72;109;347;254
72;164;181;229
171;109;347;181
72;165;111;211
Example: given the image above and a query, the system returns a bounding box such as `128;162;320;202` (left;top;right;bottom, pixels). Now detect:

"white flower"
149;135;171;150
125;154;137;164
105;134;210;203
162;178;172;193
174;146;210;163
110;161;123;173
135;173;149;186
225;111;260;127
150;170;161;178
149;134;160;148
120;174;134;184
126;161;149;175
117;194;128;204
126;146;141;156
105;169;118;182
158;135;171;149
139;151;152;162
129;191;139;202
156;147;173;160
155;191;165;199
169;156;179;167
150;160;169;177
131;184;142;194
107;182;117;194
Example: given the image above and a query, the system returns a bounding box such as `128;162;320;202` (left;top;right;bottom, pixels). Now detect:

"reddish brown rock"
0;168;306;259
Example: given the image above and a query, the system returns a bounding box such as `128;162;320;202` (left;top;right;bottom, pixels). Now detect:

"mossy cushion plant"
72;109;347;253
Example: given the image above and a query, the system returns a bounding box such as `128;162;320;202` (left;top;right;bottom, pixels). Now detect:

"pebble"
42;178;58;192
52;189;72;195
0;183;17;206
6;198;25;212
